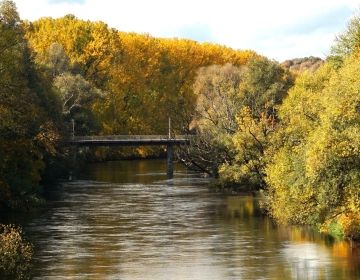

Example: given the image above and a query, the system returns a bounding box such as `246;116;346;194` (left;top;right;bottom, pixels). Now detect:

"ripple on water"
14;160;360;280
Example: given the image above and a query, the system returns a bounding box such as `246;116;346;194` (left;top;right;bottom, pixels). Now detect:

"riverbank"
209;178;360;244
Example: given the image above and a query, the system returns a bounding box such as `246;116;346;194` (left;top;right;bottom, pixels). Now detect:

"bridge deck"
67;135;190;146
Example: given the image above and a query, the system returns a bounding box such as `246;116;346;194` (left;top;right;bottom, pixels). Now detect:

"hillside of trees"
24;16;256;136
281;56;324;74
0;0;359;242
0;0;256;210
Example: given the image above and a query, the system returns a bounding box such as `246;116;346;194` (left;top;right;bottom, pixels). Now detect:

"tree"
305;55;360;239
218;58;293;188
179;64;245;176
264;64;333;225
194;63;245;134
54;72;103;135
281;56;324;74
330;15;360;65
181;58;292;186
0;224;33;280
45;42;70;77
0;0;62;209
0;0;41;208
24;16;123;88
0;0;19;26
238;57;293;118
219;108;274;189
25;19;256;140
265;56;360;240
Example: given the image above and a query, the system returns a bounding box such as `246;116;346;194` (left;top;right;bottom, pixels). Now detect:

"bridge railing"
71;135;190;141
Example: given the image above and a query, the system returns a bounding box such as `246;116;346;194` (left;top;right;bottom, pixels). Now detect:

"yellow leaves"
323;58;360;114
34;121;61;156
26;17;121;86
344;185;360;215
338;213;360;239
265;49;360;240
319;184;360;239
0;224;33;278
25;16;257;137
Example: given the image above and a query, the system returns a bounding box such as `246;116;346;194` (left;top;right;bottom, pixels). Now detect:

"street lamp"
168;117;171;139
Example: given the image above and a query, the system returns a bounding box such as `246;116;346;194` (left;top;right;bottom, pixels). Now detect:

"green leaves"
265;55;360;239
54;72;103;135
0;0;20;27
0;0;63;210
184;58;292;185
330;15;360;63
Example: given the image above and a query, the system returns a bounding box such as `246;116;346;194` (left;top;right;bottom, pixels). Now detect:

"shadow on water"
5;159;360;279
79;159;179;184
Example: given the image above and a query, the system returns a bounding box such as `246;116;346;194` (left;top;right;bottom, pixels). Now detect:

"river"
13;160;360;279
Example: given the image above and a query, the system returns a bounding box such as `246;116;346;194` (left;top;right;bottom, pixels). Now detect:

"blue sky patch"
177;24;214;43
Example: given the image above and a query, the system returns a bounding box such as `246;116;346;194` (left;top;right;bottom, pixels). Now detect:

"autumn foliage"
24;16;256;136
0;0;359;242
0;224;33;279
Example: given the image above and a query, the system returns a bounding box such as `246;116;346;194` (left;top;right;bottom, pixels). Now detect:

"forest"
0;1;258;210
0;1;360;274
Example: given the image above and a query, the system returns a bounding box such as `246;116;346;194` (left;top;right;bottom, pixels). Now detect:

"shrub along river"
7;160;360;279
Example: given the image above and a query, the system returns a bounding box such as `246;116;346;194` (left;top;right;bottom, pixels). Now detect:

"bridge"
68;135;190;146
67;135;191;178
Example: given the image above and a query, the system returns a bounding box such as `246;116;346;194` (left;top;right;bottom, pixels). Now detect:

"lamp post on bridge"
168;117;171;139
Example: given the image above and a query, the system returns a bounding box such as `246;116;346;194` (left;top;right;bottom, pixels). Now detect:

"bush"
0;224;33;279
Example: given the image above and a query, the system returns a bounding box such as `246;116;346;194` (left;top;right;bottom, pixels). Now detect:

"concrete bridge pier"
69;144;78;181
166;143;174;178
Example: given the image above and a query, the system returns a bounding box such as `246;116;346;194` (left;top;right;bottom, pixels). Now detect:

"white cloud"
13;0;360;61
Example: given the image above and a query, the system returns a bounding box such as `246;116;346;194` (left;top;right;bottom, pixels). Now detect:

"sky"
13;0;360;61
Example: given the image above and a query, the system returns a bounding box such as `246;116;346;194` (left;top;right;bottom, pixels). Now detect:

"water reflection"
214;194;360;280
80;160;173;184
282;243;331;279
13;160;360;279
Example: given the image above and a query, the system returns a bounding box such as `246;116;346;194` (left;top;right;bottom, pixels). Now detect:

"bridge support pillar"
166;144;174;178
69;145;78;181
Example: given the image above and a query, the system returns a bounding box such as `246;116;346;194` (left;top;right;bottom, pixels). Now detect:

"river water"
15;160;360;279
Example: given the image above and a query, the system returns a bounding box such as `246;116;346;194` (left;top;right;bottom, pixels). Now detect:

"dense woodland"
0;1;256;210
0;1;360;266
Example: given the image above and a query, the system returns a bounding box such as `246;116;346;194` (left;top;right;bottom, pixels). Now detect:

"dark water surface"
14;160;360;279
